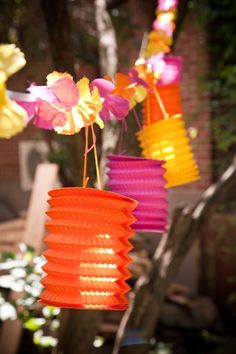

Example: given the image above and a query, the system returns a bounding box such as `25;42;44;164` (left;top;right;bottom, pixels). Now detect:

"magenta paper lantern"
107;155;168;233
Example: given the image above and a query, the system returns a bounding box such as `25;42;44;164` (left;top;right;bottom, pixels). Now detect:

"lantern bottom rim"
39;299;127;311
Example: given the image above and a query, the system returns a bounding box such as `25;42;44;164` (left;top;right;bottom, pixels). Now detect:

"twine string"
153;86;169;120
91;124;102;190
82;126;89;188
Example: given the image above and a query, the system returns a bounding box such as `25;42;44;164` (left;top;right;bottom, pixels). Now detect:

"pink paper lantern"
107;155;168;233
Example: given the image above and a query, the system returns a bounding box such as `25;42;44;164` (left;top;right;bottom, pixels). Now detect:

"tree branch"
40;0;76;77
113;154;236;354
95;0;120;187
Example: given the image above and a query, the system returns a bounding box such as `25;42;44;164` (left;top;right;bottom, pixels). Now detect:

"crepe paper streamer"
6;90;36;122
137;115;200;188
142;83;183;124
107;155;168;233
40;187;137;310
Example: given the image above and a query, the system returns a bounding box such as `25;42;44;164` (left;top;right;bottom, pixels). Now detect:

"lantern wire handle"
153;86;169;120
91;124;102;190
118;119;125;154
82;126;89;188
146;92;151;126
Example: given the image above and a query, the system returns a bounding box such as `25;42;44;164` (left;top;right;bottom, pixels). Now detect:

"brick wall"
174;9;212;190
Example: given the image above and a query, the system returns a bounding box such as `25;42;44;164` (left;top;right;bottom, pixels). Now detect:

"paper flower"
153;12;175;37
108;73;146;108
0;44;26;78
131;59;157;87
29;72;104;135
0;44;27;139
91;76;130;120
145;31;172;58
6;90;37;122
158;0;178;11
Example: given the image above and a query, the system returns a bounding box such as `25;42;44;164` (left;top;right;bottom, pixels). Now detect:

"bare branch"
113;154;236;354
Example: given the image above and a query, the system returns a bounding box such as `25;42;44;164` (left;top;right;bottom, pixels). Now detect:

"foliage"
0;243;60;349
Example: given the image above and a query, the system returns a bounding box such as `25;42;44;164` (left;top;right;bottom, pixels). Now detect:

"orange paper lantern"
40;188;137;310
143;84;183;124
137;115;200;188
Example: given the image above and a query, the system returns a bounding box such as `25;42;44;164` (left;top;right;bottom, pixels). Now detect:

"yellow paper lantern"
137;115;200;188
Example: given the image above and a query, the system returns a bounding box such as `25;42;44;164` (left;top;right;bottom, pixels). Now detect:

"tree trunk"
113;155;236;354
95;0;120;187
40;2;102;353
40;0;76;77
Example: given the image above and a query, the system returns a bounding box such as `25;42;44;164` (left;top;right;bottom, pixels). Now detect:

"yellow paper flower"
0;44;27;138
0;44;26;78
54;77;104;135
144;31;172;58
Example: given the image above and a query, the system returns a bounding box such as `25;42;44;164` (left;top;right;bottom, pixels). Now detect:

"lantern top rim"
108;154;165;165
48;187;138;209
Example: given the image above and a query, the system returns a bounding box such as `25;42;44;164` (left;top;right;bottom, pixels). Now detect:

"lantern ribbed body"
40;188;137;310
143;84;182;124
107;155;168;233
137;116;200;188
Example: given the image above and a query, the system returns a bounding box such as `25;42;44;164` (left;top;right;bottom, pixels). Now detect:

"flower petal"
0;44;26;78
91;78;114;97
100;104;111;121
108;95;130;120
0;85;26;138
36;100;67;128
47;71;73;86
50;77;79;108
28;84;55;103
77;77;91;101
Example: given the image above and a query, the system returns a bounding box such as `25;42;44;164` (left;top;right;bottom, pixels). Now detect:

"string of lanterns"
0;0;201;309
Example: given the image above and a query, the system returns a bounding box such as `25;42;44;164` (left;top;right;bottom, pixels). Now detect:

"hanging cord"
117;118;128;155
133;107;142;130
82;126;89;188
133;107;152;159
153;86;169;120
91;124;102;190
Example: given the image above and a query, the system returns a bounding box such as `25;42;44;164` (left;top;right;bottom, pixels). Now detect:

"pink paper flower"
28;73;79;130
91;78;130;120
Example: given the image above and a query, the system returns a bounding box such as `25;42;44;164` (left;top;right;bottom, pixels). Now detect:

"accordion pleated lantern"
40;188;137;310
143;84;182;124
107;155;168;233
137;115;200;188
